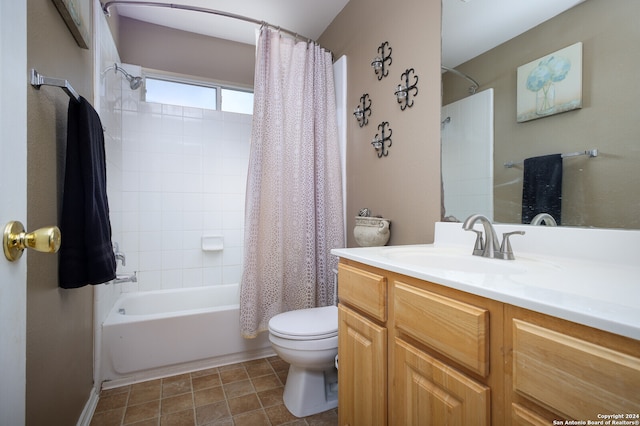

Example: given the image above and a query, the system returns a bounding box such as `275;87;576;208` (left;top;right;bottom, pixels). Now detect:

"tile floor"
89;356;338;426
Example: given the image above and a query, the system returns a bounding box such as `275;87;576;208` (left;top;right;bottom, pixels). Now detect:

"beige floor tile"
195;400;230;425
90;408;125;426
161;393;193;415
251;373;282;392
219;367;249;384
227;393;261;416
95;392;129;413
123;400;160;424
232;409;271;426
265;403;299;425
222;379;254;399
306;408;339;425
194;386;225;407
125;419;159;426
244;359;274;378
162;377;192;398
129;382;161;406
160;408;195;426
190;367;218;378
257;387;284;407
191;373;221;391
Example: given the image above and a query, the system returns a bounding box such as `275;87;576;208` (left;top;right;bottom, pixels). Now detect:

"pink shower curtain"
239;28;344;338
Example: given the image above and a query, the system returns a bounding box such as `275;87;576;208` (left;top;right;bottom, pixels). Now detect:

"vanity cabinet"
506;306;640;425
337;258;640;425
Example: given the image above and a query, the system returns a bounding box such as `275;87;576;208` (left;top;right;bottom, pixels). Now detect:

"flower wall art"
516;42;582;122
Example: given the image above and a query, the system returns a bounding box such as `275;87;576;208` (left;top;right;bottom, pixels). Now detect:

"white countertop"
332;222;640;340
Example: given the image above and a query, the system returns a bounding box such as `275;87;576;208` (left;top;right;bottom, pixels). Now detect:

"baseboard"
76;385;100;426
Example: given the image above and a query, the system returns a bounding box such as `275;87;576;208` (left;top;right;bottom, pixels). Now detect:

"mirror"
441;0;640;229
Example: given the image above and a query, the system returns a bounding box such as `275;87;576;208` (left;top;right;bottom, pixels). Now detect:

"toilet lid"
269;305;338;340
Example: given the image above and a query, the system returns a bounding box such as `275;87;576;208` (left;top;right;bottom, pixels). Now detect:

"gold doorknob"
3;221;61;262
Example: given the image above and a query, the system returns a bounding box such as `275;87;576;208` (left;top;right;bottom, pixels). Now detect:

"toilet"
268;305;339;417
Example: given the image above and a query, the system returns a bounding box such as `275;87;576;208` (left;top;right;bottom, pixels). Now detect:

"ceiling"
104;0;585;68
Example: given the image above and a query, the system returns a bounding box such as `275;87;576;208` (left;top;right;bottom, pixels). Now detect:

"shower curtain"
239;28;344;338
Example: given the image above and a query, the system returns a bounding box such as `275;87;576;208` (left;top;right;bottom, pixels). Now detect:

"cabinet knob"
3;221;61;262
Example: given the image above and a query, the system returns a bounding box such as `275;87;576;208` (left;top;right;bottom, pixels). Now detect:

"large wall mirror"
441;0;639;229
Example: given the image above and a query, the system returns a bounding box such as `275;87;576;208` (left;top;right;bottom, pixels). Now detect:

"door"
393;338;490;426
338;305;387;426
0;1;27;424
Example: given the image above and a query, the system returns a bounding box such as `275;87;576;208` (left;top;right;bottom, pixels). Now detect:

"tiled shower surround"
118;98;252;292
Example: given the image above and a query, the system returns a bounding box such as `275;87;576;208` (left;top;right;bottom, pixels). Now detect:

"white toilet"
268;305;339;417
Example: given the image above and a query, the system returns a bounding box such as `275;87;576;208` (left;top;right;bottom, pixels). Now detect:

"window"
144;74;253;114
221;88;254;114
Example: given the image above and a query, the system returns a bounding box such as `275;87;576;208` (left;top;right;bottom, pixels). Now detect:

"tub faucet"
462;214;525;260
530;213;557;226
112;272;137;284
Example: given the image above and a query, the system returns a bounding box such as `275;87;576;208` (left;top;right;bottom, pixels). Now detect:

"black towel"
59;97;116;288
521;153;563;225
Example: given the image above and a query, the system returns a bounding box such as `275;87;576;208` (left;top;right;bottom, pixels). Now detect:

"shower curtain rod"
101;1;315;44
442;66;479;95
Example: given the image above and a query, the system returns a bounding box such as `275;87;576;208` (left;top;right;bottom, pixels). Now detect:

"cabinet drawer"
338;263;387;322
394;281;489;377
512;319;640;419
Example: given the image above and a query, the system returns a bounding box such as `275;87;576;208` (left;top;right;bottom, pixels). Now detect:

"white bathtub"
101;284;273;386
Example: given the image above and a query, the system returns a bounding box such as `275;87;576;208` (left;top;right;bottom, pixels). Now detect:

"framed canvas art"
517;42;582;122
52;0;91;49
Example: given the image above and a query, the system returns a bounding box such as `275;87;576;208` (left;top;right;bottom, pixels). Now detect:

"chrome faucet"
530;213;557;226
112;271;137;284
462;214;525;260
113;242;126;266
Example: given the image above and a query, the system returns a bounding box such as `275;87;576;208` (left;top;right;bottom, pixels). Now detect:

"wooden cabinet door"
338;305;387;426
392;338;490;426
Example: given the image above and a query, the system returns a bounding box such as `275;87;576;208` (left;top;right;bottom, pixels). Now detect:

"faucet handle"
499;231;525;260
469;229;485;256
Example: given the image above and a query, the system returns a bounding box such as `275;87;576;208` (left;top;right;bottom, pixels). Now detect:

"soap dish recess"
202;235;223;251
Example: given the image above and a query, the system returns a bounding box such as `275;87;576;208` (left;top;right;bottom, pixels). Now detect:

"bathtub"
101;284;273;385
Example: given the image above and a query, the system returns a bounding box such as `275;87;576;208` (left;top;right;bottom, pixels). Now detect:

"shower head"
127;75;143;90
104;63;144;90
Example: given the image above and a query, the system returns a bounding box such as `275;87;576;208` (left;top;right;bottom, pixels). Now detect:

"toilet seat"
268;305;338;340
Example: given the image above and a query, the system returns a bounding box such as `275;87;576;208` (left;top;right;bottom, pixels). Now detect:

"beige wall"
319;0;442;246
443;0;640;229
26;0;95;424
118;16;256;87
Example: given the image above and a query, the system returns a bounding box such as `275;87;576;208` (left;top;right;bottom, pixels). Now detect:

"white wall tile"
202;267;223;286
161;269;182;290
138;270;162;292
183;268;203;287
121;105;250;291
139;250;162;271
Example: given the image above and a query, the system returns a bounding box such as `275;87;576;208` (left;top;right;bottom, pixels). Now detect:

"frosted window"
145;78;217;110
221;89;254;114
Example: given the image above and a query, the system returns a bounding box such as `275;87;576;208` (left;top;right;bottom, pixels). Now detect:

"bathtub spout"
112;272;137;284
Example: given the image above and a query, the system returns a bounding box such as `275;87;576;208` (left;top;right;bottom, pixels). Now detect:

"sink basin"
380;246;527;275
